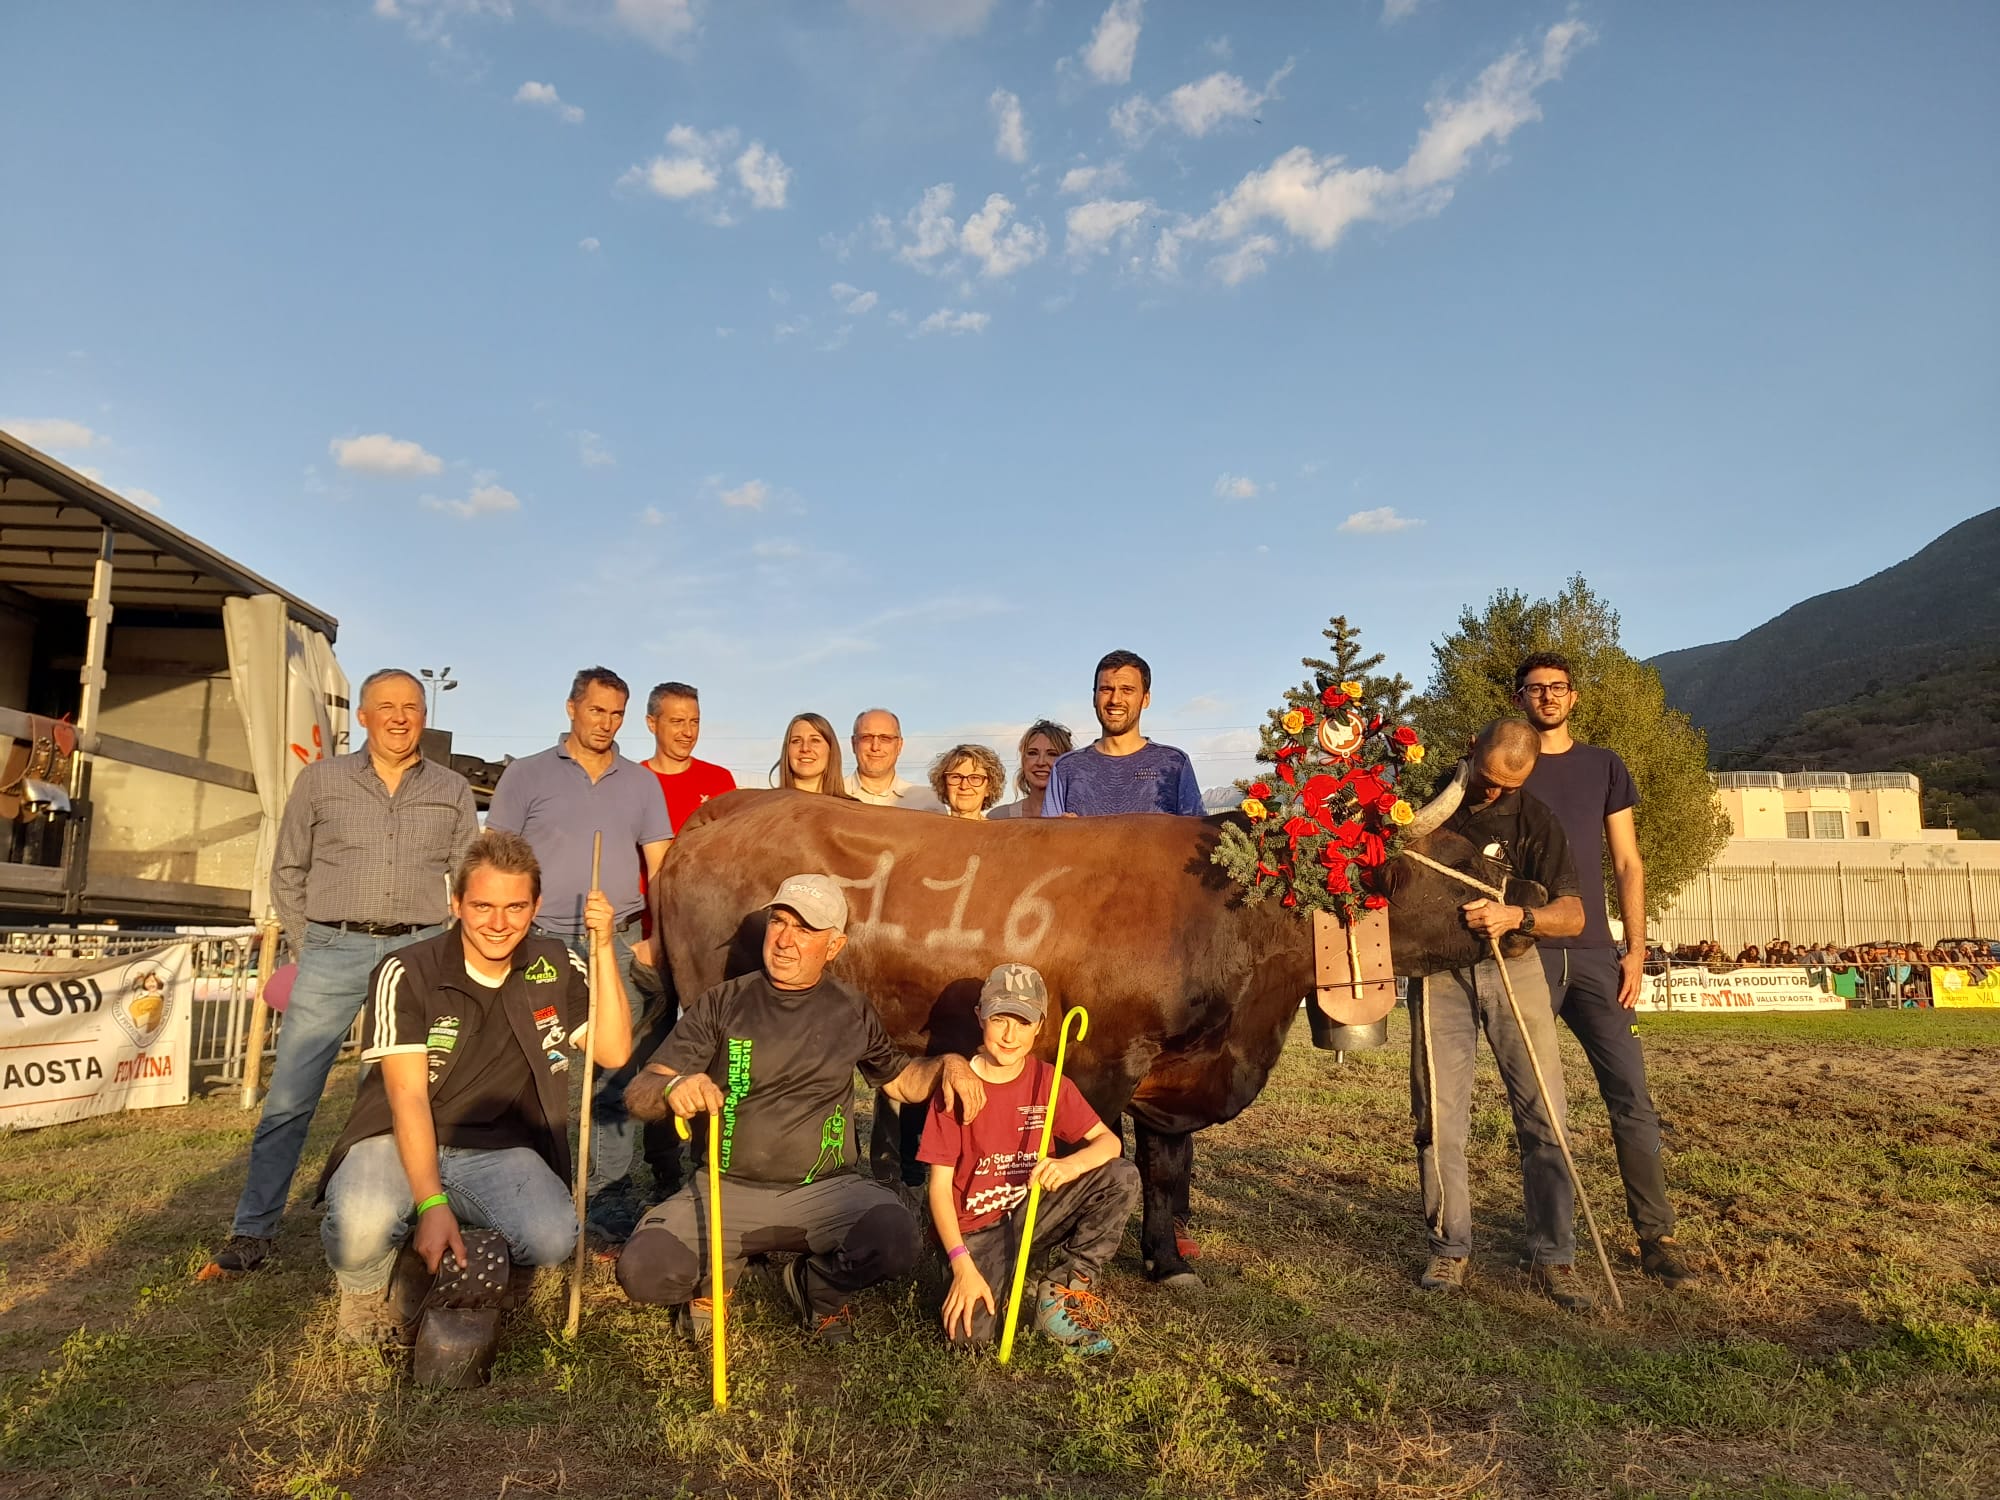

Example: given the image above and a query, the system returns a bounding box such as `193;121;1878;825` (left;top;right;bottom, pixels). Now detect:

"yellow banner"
1931;966;2000;1008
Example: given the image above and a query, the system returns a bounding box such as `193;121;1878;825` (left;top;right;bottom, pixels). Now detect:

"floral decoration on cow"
1212;614;1422;924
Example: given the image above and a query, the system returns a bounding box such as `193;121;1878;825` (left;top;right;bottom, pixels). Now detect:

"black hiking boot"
197;1234;274;1280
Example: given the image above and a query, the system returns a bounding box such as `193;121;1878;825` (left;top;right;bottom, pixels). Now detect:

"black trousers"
949;1158;1140;1346
1540;946;1675;1241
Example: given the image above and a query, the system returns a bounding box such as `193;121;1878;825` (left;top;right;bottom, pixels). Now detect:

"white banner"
0;943;195;1129
1635;964;1845;1012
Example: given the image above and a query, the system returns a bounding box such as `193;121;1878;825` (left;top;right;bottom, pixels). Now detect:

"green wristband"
415;1192;450;1215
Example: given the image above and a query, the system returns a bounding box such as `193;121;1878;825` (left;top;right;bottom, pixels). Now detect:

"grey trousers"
1410;954;1574;1265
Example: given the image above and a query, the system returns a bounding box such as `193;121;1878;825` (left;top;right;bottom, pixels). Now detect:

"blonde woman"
928;743;1007;820
987;720;1073;820
770;713;856;798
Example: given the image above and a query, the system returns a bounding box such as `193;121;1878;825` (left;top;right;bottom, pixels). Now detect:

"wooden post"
238;919;283;1110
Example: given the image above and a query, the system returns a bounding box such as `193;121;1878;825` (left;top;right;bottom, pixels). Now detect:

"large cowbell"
411;1228;513;1387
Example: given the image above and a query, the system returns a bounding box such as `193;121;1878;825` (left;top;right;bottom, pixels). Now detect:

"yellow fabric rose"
1389;799;1415;826
1404;743;1426;764
1340;680;1363;699
1241;797;1268;821
1280;709;1306;735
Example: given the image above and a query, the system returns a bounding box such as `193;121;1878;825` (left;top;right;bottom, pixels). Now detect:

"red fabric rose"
1299;707;1316;727
1248;781;1273;800
1321;687;1348;709
1374;790;1400;815
1363;893;1388;910
1392;725;1419;746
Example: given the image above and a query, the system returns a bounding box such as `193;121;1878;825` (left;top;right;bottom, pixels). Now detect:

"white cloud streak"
620;123;791;214
1065;197;1151;258
916;308;990;336
989;88;1029;164
720;478;769;509
424;481;520;519
1339;506;1423;534
514;80;583;123
1213;473;1260;501
831;282;879;315
1;417;101;452
1058;160;1128;197
611;0;700;52
1080;0;1143;85
330;433;444;477
889;184;1046;279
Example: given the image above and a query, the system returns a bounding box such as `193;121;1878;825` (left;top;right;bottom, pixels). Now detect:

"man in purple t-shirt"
1516;652;1691;1288
1040;649;1206;1269
1040;650;1206;818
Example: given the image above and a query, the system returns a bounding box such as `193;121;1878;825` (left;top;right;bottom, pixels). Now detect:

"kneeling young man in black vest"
317;829;633;1348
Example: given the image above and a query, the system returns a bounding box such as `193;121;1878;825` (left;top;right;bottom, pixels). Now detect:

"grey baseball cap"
765;874;848;932
977;963;1049;1024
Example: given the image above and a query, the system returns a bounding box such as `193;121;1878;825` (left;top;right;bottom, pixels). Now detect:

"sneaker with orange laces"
1034;1273;1114;1356
780;1257;854;1345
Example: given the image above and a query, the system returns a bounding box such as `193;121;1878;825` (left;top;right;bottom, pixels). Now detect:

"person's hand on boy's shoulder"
943;1254;996;1339
938;1054;986;1122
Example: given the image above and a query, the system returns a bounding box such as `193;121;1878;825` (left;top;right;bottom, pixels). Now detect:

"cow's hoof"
1160;1270;1204;1292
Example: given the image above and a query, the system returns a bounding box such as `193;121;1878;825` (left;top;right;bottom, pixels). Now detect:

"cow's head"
1382;761;1547;976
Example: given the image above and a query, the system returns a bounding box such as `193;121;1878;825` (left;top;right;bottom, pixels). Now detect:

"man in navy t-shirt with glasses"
1515;652;1693;1288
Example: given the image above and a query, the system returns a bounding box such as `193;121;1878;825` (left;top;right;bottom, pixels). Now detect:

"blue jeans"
232;922;443;1239
534;921;668;1207
320;1135;577;1293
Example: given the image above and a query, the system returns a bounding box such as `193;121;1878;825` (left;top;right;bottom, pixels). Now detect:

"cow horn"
1403;758;1469;841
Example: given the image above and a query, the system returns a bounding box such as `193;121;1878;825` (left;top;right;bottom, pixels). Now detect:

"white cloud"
1114;63;1289;145
578;431;615;467
1108;95;1155;146
1382;0;1423;23
1080;0;1143;85
424;481;520;520
1213;473;1260;501
734;141;791;209
514;80;583;124
896;184;960;269
1058;160;1127;197
916;308;990;336
640;505;667;525
720;478;769;509
1339;506;1423;534
1210;233;1278;285
847;0;996;35
831;282;879;315
1163;22;1592;281
990;88;1028;164
329;433;444;477
1;417;101;452
960;194;1047;277
621;123;789;214
123;487;163;512
372;0;511;49
611;0;700;52
578;236;601;252
1065;197;1151;258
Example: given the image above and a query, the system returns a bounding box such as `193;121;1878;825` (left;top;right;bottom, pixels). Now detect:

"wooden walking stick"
1400;847;1623;1312
997;1004;1090;1366
565;832;604;1340
676;1113;728;1409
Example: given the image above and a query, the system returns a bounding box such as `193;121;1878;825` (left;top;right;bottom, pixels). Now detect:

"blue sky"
4;1;1995;786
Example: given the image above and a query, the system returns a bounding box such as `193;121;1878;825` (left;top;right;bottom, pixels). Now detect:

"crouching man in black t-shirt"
617;874;985;1343
316;829;633;1346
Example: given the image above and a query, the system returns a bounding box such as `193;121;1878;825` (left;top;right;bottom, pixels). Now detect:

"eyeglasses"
945;773;988;786
1520;683;1573;699
855;733;901;744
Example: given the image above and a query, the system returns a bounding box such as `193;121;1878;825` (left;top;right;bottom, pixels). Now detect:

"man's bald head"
1466;718;1540;804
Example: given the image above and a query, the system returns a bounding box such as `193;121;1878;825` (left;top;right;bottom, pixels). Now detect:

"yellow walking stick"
565;833;603;1340
997;1004;1089;1366
675;1113;728;1408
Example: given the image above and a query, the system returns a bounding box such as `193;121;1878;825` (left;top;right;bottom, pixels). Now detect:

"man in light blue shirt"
1041;649;1206;818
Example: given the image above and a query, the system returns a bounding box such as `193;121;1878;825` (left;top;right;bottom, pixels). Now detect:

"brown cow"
645;764;1532;1286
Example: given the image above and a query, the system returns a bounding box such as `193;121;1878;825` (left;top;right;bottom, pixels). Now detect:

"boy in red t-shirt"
918;963;1140;1354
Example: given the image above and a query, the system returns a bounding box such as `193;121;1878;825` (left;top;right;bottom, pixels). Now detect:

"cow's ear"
1379;859;1410;898
1503;877;1548;912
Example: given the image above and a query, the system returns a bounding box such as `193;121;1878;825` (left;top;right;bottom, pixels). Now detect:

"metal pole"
1837;861;1849;947
1901;867;1916;944
1968;864;1979;937
71;528;115;792
1772;862;1784;951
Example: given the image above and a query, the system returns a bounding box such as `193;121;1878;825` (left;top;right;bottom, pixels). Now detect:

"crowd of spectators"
1638;937;1995;1005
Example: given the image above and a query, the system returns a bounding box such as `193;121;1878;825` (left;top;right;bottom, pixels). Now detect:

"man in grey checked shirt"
201;668;477;1279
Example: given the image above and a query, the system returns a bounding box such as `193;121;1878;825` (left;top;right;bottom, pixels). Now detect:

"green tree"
1405;576;1730;920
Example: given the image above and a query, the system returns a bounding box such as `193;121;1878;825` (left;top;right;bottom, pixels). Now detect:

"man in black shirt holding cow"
1412;719;1594;1309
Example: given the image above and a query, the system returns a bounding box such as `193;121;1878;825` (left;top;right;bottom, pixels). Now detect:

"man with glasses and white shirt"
843;709;943;811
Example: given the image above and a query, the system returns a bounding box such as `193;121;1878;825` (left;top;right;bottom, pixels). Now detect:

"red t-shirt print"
917;1057;1100;1235
652;758;738;835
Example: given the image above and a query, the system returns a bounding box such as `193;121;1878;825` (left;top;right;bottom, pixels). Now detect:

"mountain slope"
1649;508;2000;756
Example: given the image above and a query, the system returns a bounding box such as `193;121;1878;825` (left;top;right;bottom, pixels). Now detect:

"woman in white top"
928;743;1007;820
986;719;1073;820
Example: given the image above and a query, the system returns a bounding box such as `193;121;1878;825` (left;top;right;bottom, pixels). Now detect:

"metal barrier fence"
0;926;361;1100
1653;863;2000;952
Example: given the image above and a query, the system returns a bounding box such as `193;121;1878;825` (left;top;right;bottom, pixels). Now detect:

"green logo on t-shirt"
523;957;559;983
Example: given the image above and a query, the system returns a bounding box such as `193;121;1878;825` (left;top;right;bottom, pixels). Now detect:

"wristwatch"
1516;906;1537;936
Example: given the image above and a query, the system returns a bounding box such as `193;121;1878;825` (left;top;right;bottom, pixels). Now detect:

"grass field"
3;1008;1996;1499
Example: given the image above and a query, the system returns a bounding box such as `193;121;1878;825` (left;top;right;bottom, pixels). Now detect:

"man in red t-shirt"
919;963;1139;1354
636;681;739;1200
